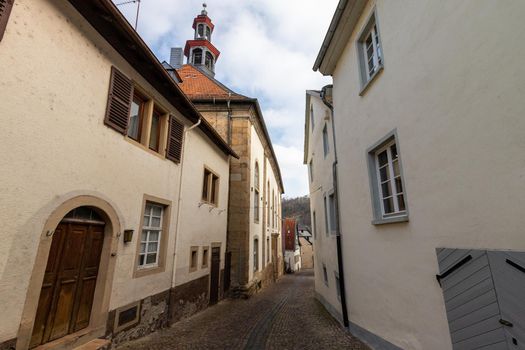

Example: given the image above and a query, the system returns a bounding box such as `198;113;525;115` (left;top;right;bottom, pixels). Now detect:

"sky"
114;0;337;198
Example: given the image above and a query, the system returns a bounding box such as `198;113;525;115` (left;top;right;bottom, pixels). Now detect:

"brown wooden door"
272;236;278;280
30;221;104;348
209;247;220;305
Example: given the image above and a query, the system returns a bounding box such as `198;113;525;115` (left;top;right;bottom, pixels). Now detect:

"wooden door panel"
29;285;54;347
29;224;67;348
31;220;105;348
72;224;105;332
49;281;77;341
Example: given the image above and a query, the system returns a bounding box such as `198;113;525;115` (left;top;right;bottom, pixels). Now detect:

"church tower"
184;3;220;76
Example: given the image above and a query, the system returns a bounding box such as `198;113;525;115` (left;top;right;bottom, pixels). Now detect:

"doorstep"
72;339;110;350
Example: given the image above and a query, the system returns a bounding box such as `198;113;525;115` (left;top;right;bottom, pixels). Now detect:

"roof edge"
67;0;237;159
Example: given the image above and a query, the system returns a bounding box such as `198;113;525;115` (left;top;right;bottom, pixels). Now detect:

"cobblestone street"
117;270;368;350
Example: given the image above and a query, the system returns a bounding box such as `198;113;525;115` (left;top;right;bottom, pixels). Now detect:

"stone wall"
169;275;210;323
0;338;15;350
106;290;170;348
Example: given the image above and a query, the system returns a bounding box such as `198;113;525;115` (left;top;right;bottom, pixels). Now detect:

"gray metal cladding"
436;248;525;350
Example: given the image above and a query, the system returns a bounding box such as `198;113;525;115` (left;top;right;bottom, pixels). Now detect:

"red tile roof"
176;64;248;101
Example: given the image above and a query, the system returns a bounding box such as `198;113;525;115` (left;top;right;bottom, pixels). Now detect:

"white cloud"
114;0;337;196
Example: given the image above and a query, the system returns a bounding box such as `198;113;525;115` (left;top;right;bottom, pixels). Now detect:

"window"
367;131;408;224
202;168;219;205
138;203;163;268
254;162;260;223
328;192;337;235
267;181;271;226
253;239;259;272
272;190;275;228
205;52;214;71
358;10;383;90
190;246;199;272
323;264;328;286
323;124;329;157
205;26;211;41
149;109;161;151
324;195;329;236
192;48;203;65
105;68;183;163
197;24;204;38
309;160;314;183
310;105;315;131
202;247;209;268
254;189;260;223
128;94;145;141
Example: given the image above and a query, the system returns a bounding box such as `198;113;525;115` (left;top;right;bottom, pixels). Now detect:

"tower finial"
201;3;207;16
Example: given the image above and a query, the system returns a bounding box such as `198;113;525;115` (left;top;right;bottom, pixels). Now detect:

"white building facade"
304;90;344;323
313;1;525;349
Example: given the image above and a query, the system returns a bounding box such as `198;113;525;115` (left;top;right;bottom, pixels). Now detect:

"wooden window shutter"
0;0;15;42
104;67;133;134
166;116;184;163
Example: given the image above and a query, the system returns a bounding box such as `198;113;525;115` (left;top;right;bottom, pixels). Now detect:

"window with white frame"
367;132;408;224
323;124;329;157
358;11;383;87
139;203;163;268
375;141;406;216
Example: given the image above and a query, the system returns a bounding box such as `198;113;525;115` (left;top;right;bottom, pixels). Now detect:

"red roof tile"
176;64;248;101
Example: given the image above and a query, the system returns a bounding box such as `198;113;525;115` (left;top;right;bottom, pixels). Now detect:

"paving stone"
115;271;369;350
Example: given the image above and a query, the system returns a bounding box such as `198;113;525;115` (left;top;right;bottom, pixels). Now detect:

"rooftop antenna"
115;0;142;31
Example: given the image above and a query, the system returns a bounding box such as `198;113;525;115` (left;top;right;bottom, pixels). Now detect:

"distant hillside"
282;196;311;228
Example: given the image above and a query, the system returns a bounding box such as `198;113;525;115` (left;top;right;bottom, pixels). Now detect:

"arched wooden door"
30;207;105;348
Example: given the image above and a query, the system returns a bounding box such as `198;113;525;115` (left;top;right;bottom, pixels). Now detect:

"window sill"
372;215;409;226
359;65;384;96
133;264;165;278
125;136;166;161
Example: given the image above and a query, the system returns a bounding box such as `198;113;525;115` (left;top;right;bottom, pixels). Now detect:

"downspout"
170;117;202;294
321;85;349;328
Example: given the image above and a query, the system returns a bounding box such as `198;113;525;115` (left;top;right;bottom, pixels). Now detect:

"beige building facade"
313;1;525;349
174;7;285;297
176;67;285;295
0;1;235;349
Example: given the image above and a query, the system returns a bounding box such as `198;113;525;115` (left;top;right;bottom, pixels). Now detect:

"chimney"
170;47;184;68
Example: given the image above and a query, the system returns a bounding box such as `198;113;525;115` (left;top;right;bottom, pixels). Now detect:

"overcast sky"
114;0;337;198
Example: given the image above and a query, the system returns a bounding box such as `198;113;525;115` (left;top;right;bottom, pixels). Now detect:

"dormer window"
192;48;203;65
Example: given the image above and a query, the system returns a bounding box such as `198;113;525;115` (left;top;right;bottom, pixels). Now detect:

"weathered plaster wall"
0;0;229;345
173;128;229;288
331;1;525;349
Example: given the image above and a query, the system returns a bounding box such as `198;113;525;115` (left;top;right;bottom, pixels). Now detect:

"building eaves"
313;0;367;75
67;0;238;159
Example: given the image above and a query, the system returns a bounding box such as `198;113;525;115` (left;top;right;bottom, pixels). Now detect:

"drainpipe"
170;117;202;294
321;85;349;328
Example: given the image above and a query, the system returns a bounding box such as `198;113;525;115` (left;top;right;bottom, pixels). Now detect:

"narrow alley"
116;271;368;350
